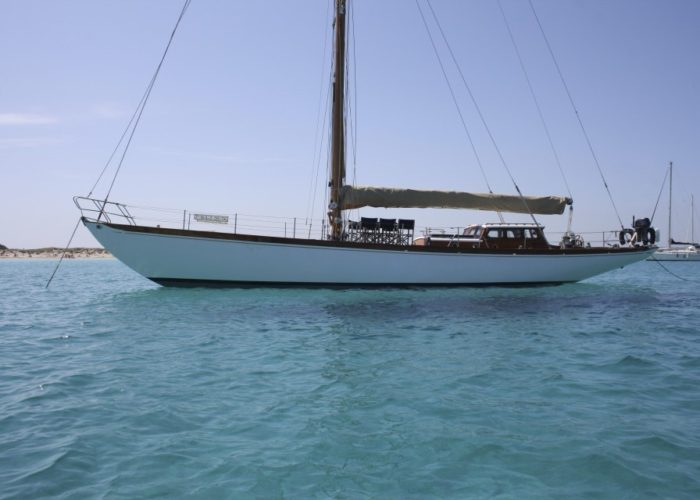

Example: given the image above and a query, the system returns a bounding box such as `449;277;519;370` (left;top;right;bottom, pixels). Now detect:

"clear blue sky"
1;0;698;248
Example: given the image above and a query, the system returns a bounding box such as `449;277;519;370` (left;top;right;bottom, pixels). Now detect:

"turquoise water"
1;259;699;499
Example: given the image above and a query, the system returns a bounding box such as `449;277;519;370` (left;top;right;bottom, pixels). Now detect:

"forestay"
339;185;572;215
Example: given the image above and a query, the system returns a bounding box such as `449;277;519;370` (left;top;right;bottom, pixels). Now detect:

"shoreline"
0;248;113;259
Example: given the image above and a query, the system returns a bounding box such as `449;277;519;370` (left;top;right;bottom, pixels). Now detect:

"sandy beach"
0;248;112;259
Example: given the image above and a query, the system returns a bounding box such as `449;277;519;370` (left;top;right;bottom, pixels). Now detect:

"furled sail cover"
339;186;572;215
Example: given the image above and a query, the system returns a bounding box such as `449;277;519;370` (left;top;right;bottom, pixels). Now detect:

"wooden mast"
329;0;347;240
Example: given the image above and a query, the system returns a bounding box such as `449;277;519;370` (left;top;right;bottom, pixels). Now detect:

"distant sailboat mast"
668;161;673;248
329;0;348;241
692;194;695;244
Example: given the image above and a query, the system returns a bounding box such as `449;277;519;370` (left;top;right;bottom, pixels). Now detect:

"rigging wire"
47;0;192;288
45;218;81;288
651;258;689;281
344;3;353;182
99;0;192;218
413;0;493;198
47;94;149;288
347;0;360;224
649;164;669;224
306;0;333;224
312;82;332;235
421;0;536;225
349;0;358;187
496;0;572;200
50;67;153;287
527;0;624;229
88;94;148;198
322;122;331;239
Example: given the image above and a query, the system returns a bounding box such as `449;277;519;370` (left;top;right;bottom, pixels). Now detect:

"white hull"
649;248;700;261
84;221;654;286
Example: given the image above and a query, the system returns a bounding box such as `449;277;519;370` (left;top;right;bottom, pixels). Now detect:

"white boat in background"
649;163;700;262
652;245;700;261
76;0;655;287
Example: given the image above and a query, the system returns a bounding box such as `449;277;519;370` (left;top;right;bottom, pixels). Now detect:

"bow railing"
74;197;330;240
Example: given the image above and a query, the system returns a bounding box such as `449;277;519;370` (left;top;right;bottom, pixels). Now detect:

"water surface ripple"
1;260;699;498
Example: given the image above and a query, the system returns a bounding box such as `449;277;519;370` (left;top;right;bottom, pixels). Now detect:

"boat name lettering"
193;214;229;224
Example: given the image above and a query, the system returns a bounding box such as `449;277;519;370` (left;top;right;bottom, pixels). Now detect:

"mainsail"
339;185;572;215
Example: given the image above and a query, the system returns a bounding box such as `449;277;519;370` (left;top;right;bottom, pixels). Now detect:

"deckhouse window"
463;225;481;237
506;229;524;239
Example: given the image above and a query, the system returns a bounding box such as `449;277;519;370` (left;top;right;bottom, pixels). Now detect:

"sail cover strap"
339;185;572;215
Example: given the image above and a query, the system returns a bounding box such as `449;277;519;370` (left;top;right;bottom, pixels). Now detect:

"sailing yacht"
76;0;655;286
649;163;699;262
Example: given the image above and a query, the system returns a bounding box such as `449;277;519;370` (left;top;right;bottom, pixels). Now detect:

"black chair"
361;217;379;230
398;219;414;230
379;218;397;244
398;219;415;245
361;217;379;242
380;218;396;230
